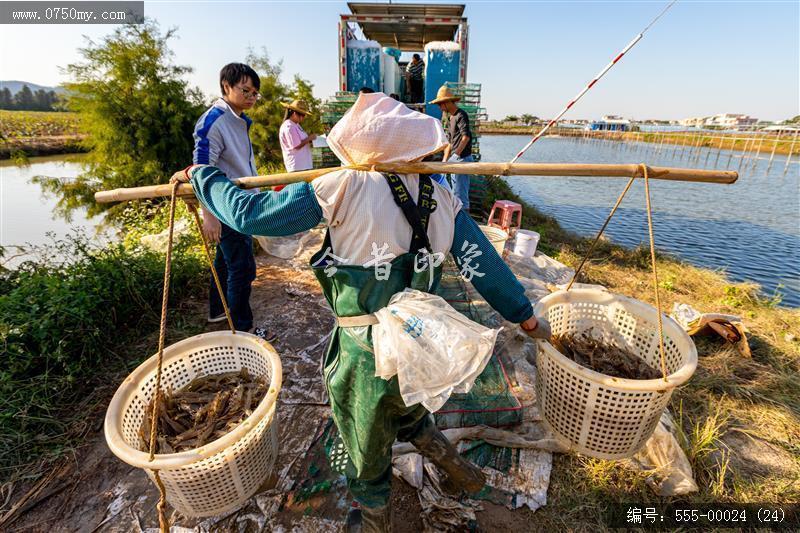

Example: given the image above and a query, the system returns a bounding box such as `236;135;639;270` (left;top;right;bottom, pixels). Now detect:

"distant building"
586;115;632;132
680;113;758;129
762;123;800;132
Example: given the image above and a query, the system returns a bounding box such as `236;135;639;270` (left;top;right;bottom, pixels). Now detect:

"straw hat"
281;99;313;116
428;85;461;105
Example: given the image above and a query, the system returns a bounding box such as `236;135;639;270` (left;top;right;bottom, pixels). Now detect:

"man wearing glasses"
192;63;269;338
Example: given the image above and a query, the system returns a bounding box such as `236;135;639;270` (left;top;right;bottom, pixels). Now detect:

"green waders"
310;174;442;509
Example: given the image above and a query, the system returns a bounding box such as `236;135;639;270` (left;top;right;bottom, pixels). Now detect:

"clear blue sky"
1;1;797;121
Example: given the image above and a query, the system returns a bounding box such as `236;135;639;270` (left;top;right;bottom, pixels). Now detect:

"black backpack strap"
382;173;436;254
417;174;437;244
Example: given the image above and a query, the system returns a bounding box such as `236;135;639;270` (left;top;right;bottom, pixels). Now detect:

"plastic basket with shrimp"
104;331;282;517
104;183;282;521
533;289;697;460
531;165;698;460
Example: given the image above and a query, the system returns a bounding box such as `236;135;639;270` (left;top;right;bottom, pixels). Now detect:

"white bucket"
479;225;508;255
513;230;540;258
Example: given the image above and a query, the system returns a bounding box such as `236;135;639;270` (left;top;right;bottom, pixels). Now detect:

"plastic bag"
373;289;500;412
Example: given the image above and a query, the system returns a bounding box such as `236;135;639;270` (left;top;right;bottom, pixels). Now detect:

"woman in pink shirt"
279;99;316;174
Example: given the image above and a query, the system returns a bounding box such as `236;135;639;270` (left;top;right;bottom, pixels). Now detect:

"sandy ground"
6;249;541;533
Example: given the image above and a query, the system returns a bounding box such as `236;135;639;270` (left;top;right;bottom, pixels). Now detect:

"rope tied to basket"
641;164;669;383
146;181;178;533
565;163;668;383
145;183;238;532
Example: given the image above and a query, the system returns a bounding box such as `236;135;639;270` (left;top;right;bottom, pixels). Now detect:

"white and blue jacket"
193;98;257;182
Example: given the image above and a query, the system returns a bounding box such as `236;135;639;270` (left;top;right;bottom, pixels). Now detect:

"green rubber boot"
346;504;391;533
411;425;486;494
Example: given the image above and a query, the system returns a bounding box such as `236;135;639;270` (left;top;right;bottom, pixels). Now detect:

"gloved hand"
520;316;552;340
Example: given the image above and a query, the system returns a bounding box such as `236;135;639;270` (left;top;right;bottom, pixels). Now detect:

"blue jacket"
193;98;257;180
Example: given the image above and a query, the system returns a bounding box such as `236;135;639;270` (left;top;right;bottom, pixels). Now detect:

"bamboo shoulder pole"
94;162;739;204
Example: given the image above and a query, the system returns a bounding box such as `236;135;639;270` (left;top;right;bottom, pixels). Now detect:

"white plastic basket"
104;331;282;517
533;289;697;459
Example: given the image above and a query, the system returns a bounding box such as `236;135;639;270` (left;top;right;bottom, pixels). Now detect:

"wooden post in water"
738;136;753;172
784;129;798;175
726;136;736;169
766;133;780;173
681;132;691;161
645;132;655;158
750;137;764;171
690;134;700;164
713;134;724;168
692;134;703;164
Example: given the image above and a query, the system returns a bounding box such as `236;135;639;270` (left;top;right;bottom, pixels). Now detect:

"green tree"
47;90;60;111
244;48;322;172
503;115;519;123
14;85;34;109
787;115;800;124
520;113;535;125
36;21;204;220
291;75;322;137
0;88;12;109
245;48;290;169
33;89;51;111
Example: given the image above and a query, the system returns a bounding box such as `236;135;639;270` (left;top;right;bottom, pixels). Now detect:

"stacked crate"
313;92;358;168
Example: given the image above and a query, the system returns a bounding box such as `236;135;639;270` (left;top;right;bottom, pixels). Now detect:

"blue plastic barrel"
424;42;460;119
346;41;381;92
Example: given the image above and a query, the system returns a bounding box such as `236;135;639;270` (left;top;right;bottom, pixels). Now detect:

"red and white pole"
509;1;677;164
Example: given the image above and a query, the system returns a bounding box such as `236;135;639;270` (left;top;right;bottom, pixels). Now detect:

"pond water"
0;155;109;265
481;135;800;307
1;138;798;307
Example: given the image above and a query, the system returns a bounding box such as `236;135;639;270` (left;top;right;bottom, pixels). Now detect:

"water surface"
482;135;800;307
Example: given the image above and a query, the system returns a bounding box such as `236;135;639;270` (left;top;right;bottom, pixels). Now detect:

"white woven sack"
327;92;448;166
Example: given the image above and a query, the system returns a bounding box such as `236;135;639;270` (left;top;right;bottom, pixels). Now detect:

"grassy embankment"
0;202;207;476
482;122;800;157
482;177;800;527
0;110;85;160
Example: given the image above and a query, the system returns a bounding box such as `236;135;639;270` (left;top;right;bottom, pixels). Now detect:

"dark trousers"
410;78;424;103
209;223;256;331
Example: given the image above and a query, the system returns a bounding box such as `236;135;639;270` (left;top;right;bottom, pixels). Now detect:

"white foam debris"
424;40;461;52
346;38;380;49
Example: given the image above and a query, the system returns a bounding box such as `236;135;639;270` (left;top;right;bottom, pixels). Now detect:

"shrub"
0;230;205;469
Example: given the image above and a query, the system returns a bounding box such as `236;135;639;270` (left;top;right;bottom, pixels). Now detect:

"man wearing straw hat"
430;85;474;211
279;99;317;176
174;93;550;532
